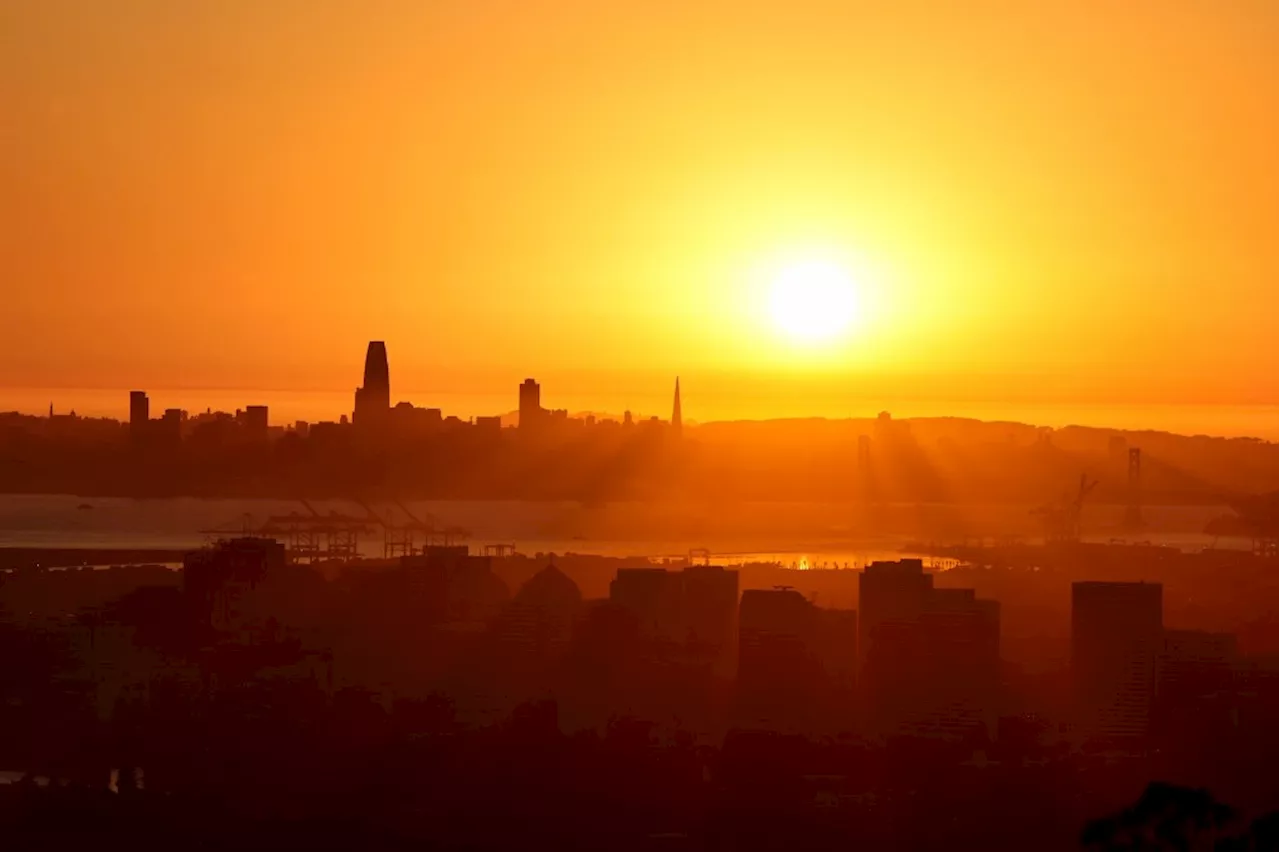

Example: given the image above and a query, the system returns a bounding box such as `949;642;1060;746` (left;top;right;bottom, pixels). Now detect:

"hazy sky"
2;1;1275;429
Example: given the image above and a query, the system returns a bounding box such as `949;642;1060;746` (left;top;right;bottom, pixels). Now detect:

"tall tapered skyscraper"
354;341;391;427
672;377;682;437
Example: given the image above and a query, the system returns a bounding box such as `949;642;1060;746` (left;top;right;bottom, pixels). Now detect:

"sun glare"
768;260;859;343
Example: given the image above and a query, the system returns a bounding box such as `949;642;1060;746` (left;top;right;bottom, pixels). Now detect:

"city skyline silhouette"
0;2;1274;850
1;2;1275;441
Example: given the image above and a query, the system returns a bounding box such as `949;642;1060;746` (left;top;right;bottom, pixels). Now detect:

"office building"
401;545;510;625
494;562;583;664
681;565;739;678
859;559;1000;739
857;558;933;676
1159;629;1236;703
519;379;543;430
738;589;856;733
1071;581;1163;741
243;405;269;440
610;565;739;678
915;588;1001;738
129;390;149;440
610;568;684;642
353;341;391;427
157;408;183;445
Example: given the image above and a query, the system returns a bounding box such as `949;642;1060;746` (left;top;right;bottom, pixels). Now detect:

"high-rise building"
494;562;583;671
738;589;829;732
610;568;684;642
243;405;269;440
857;558;933;676
519;378;543;430
915;588;1001;737
128;390;150;441
1071;581;1163;741
157;408;183;445
400;545;510;625
1152;629;1240;747
353;341;391;427
738;589;860;734
672;377;682;436
859;559;1000;739
681;565;739;678
1158;629;1236;704
610;565;739;678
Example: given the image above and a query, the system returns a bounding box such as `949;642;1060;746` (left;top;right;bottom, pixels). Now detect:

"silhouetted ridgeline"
0;408;1274;502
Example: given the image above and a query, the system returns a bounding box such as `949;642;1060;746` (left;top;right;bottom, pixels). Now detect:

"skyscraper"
243;405;269;440
738;588;855;733
1071;581;1163;742
859;559;1000;739
1158;629;1236;704
129;390;149;442
857;558;933;676
519;378;542;430
739;589;818;728
916;588;1001;737
672;377;682;436
353;341;391;427
681;565;739;679
610;565;739;678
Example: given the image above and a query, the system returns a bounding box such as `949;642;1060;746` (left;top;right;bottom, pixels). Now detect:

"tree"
1081;782;1235;852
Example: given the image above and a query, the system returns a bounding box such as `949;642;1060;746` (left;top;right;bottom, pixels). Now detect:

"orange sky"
1;1;1275;433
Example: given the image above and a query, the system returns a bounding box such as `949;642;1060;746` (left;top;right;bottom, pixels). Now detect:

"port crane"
1032;473;1098;545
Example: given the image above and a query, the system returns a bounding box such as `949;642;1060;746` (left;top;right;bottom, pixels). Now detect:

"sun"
768;259;860;343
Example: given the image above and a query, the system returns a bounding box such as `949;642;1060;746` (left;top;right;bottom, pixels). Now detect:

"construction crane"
1032;473;1099;545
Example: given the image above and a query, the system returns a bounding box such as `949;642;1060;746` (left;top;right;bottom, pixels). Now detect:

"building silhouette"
502;560;583;651
491;560;583;700
1158;629;1236;705
156;408;183;445
859;559;999;739
681;565;740;679
737;588;857;733
672;377;682;437
857;558;933;678
129;390;149;442
353;341;391;427
915;587;1000;738
610;565;739;679
401;545;510;626
243;405;269;440
518;378;542;430
611;568;685;642
1071;581;1163;742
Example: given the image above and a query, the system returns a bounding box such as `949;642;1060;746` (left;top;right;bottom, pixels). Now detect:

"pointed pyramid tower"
672;377;682;437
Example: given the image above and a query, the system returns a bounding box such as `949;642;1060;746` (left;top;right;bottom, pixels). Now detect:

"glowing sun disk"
769;260;859;343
